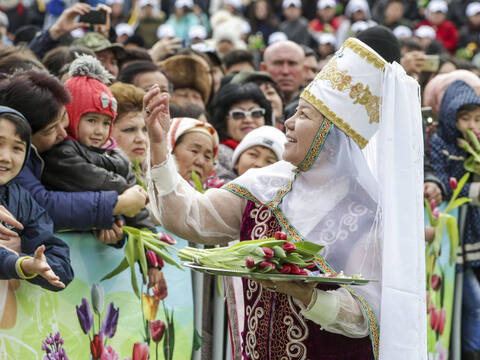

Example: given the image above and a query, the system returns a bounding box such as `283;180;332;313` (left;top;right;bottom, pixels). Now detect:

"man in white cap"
166;0;209;41
260;40;305;105
416;0;458;53
188;24;207;44
309;0;343;34
279;0;311;45
115;23;134;44
413;24;436;50
458;2;480;49
315;32;336;59
135;0;166;48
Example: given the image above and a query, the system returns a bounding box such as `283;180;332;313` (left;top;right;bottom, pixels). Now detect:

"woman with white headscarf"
144;30;426;360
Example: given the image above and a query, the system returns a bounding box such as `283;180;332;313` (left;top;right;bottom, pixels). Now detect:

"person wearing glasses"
209;82;273;182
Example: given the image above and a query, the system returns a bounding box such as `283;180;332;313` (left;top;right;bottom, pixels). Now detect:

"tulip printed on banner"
424;173;471;358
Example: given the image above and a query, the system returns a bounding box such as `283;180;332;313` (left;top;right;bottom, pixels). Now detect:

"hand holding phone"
79;8;107;25
419;55;440;72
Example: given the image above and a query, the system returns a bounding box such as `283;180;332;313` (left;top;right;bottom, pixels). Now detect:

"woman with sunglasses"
209;82;273;182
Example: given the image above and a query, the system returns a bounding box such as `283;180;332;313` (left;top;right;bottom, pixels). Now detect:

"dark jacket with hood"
0;106;74;291
430;80;480;268
41;138;156;232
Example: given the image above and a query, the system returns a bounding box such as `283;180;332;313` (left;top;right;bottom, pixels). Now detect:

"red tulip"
262;247;274;259
429;199;436;211
259;261;275;270
150;320;166;343
275;231;287;240
297;269;308;275
289;264;301;275
431;274;442;291
430;307;439;331
426;293;431;314
449;177;458;190
438;308;446;335
433;208;440;219
90;334;103;360
146;250;158;267
305;262;317;271
245;257;255;269
132;342;149;360
279;264;292;274
156;254;164;269
159;233;175;245
282;242;296;253
101;345;119;360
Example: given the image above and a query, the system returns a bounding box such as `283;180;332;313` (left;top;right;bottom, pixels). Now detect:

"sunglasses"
228;108;266;121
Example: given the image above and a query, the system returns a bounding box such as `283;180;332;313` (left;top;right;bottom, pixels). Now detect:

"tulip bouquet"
178;232;324;275
102;226;183;298
75;283;120;360
424;174;471;355
457;129;480;175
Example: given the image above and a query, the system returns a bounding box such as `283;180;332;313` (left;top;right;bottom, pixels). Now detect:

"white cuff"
295;289;340;327
151;154;180;196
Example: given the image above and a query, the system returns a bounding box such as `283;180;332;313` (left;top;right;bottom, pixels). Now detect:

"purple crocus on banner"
76;298;94;334
102;302;119;338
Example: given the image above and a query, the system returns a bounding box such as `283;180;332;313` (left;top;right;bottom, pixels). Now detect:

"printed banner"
0;227;193;360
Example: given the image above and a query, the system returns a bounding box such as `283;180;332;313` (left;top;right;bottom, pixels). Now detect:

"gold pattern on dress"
340;38;386;70
300;89;368;148
317;58;380;124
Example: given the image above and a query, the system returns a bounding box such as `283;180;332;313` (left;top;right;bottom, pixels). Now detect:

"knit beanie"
168;117;219;156
232;126;286;165
64;55;117;142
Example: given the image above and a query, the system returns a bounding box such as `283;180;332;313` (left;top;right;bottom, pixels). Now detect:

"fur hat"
64;55;118;142
159;54;212;104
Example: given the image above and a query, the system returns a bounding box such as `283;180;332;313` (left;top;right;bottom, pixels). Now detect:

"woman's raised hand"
144;85;171;165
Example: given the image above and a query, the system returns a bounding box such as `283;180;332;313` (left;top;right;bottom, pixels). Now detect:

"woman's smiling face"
283;99;323;166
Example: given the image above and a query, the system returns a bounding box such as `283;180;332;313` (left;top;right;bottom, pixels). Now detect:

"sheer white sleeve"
146;154;245;245
294;287;369;338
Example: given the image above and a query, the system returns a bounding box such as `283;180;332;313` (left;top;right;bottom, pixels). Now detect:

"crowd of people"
0;0;479;358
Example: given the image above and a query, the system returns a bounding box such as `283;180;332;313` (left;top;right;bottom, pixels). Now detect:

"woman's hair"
0;113;31;144
0;70;71;133
42;45;95;78
109;82;146;117
0;46;45;74
118;60;161;84
119;48;152;69
248;0;278;31
457;103;480;119
210;82;272;141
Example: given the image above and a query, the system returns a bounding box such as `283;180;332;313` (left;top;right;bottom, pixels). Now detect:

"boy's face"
78;112;112;147
0;119;27;185
235;145;278;176
456;107;480;139
284;6;302;21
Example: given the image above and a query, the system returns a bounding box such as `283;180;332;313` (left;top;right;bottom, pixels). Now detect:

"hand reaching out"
21;245;65;288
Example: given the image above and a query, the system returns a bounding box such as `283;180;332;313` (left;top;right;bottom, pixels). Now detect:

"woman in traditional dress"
144;30;426;360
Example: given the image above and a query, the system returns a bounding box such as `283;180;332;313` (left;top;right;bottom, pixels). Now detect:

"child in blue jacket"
430;80;480;359
0;106;73;291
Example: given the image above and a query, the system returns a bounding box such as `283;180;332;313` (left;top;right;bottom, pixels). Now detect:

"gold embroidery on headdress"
340;38;386;70
317;58;380;124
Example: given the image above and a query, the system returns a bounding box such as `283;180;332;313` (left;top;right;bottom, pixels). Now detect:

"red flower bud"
297;269;308;275
282;242;296;253
305;262;317;271
262;247;274;259
290;264;301;275
275;231;287;240
259;261;275;270
429;200;436;211
150;320;166;343
430;307;439;331
438;308;446;335
159;233;176;245
90;334;103;360
449;177;458;190
431;274;441;291
279;264;292;274
146;250;158;267
156;254;165;268
245;257;255;269
433;208;440;219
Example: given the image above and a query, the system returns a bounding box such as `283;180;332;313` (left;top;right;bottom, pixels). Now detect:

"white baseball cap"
115;23;134;37
268;31;288;45
466;2;480;16
106;0;124;5
350;20;370;34
139;0;156;8
393;25;413;39
232;126;286;166
427;0;448;13
316;32;336;46
282;0;302;8
414;25;436;39
225;0;243;9
317;0;336;9
175;0;194;8
157;24;175;39
189;25;207;40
